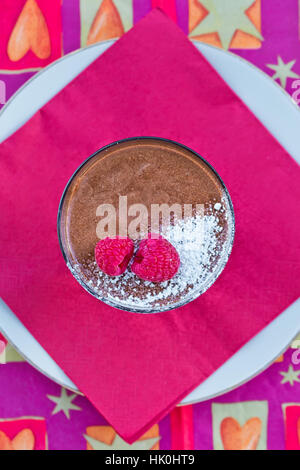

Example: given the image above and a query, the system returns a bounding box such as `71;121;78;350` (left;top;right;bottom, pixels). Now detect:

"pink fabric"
0;0;62;71
285;406;300;450
151;1;177;23
0;9;299;443
0;418;47;450
170;406;194;450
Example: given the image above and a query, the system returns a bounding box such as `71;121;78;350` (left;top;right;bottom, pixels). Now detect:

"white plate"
0;40;299;404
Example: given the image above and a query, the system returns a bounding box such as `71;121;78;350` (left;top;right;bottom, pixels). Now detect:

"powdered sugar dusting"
69;199;234;313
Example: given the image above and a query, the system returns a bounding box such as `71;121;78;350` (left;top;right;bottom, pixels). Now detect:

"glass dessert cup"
58;137;235;314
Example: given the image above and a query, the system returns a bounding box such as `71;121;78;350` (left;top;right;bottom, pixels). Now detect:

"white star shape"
279;365;300;386
267;56;300;89
190;0;263;50
47;387;81;419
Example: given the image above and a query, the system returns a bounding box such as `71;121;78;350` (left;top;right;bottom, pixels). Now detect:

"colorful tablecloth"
0;0;299;450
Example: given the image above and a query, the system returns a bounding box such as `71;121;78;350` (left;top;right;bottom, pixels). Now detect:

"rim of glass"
57;136;236;314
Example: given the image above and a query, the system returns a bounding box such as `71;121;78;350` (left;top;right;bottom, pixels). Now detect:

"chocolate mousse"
58;138;235;313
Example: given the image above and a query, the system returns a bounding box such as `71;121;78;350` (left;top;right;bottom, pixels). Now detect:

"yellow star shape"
190;0;263;50
47;387;81;419
267;56;300;89
279;365;300;386
84;433;160;450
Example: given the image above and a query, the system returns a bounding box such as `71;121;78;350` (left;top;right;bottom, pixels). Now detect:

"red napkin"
0;9;299;442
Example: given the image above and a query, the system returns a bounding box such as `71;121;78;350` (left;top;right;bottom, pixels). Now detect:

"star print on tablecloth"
47;387;81;419
190;0;263;50
267;56;300;89
84;433;160;450
280;365;300;386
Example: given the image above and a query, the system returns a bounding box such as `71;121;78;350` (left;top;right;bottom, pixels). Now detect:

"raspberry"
95;237;134;276
131;234;180;283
